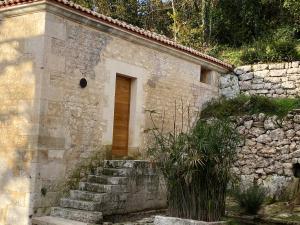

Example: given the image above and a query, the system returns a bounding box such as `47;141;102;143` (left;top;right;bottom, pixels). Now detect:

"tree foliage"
74;0;300;63
284;0;300;32
72;0;173;35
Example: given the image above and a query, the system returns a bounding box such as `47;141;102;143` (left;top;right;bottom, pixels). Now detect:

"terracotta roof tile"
0;0;233;70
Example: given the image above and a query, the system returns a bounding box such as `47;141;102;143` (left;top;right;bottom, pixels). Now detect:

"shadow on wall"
0;27;42;225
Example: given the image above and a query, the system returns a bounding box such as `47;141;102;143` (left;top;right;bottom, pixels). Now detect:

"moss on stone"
62;150;105;193
201;95;300;120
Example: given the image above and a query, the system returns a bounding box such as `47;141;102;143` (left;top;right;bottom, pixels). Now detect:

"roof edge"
0;0;233;72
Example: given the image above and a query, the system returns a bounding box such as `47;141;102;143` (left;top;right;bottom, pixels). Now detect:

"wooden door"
112;75;131;157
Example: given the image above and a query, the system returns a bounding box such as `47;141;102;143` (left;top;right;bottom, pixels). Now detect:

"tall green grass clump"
147;110;240;222
234;184;267;215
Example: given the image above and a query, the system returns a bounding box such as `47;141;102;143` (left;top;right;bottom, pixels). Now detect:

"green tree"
284;0;300;31
71;0;299;63
140;0;173;35
201;0;212;45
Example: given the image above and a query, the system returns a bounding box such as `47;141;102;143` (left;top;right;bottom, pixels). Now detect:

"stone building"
0;0;231;224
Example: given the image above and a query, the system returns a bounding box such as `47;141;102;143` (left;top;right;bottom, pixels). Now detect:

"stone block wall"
219;61;300;195
220;61;300;98
0;11;46;225
233;111;300;196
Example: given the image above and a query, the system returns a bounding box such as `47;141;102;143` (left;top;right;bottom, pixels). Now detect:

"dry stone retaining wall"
220;61;300;98
219;61;300;194
233;110;300;196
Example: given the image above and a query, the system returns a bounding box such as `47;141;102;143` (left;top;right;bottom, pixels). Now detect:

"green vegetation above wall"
208;27;300;65
201;95;300;119
74;0;300;65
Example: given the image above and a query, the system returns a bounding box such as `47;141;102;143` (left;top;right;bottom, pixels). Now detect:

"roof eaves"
0;0;233;71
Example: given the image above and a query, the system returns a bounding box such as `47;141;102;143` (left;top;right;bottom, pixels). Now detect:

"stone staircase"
32;160;166;225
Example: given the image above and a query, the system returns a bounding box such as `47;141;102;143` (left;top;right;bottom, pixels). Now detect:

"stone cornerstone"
0;0;230;224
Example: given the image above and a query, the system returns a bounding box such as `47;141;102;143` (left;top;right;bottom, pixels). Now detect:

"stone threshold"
32;216;97;225
154;216;226;225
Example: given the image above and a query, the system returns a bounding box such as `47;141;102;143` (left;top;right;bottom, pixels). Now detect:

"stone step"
103;160;150;169
88;175;128;185
102;168;131;177
32;216;93;225
70;190;108;202
79;182;106;193
79;182;129;193
60;198;103;211
51;207;103;224
95;167;103;175
104;160;135;168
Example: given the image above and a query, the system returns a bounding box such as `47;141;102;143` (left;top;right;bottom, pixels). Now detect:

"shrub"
207;45;244;66
213;27;300;65
201;95;300;120
147;108;240;222
240;48;261;64
268;27;296;59
234;184;267;215
239;27;300;64
269;41;294;61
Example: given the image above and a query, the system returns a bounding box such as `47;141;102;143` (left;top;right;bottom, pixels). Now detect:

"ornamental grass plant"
234;184;267;215
147;106;240;222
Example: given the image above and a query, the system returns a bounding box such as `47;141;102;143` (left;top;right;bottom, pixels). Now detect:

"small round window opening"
292;163;300;178
79;78;87;88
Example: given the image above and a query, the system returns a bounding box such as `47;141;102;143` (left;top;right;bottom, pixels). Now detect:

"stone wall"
233;111;300;196
0;11;46;225
220;61;300;98
219;61;300;194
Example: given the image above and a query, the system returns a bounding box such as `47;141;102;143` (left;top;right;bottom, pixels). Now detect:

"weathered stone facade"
0;1;229;224
220;61;300;98
233;111;300;196
0;11;46;225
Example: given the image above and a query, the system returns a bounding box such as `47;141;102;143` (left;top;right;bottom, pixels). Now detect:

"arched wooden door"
112;75;131;157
